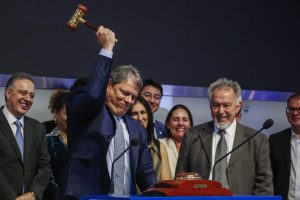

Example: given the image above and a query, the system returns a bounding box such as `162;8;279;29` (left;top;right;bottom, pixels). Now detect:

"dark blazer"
46;130;67;184
60;55;157;197
0;109;51;200
269;128;291;200
44;129;67;200
154;120;167;139
176;121;273;195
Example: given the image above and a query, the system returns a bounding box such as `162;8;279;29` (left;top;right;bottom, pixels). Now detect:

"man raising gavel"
59;26;157;198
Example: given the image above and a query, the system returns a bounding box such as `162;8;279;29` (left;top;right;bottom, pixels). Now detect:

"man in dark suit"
60;26;157;198
0;73;51;200
269;92;300;200
140;79;167;138
176;77;273;195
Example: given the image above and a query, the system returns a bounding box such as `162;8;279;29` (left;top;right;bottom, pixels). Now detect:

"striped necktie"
113;117;125;195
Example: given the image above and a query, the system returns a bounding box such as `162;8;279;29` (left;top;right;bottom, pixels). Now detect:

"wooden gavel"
67;4;97;31
67;4;118;41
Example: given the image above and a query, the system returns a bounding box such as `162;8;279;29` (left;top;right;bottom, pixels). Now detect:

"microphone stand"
110;139;139;195
212;125;266;178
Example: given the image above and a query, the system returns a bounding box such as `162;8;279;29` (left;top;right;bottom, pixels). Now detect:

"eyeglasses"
286;107;300;114
141;92;161;101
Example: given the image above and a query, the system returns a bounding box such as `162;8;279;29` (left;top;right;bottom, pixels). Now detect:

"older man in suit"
60;26;156;198
176;77;273;195
0;73;51;200
269;92;300;200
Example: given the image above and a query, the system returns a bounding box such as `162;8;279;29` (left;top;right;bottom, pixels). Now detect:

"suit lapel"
0;110;23;161
54;137;67;159
199;122;214;164
96;106;115;146
282;129;292;170
24;116;34;164
124;116;139;183
228;123;247;166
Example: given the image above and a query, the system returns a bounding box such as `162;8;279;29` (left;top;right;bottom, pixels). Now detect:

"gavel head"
67;4;87;30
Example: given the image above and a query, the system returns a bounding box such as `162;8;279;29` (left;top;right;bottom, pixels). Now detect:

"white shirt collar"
291;128;300;140
2;106;24;127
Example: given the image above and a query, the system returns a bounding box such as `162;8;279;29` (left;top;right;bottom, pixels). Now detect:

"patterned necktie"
113;117;125;195
14;120;24;159
213;130;228;188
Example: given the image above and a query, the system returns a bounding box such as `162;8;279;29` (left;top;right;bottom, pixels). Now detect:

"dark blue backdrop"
0;0;299;92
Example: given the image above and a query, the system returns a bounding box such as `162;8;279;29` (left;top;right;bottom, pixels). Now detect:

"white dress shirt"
288;131;300;200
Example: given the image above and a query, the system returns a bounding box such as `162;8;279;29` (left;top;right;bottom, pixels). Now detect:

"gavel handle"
84;21;98;32
79;18;118;42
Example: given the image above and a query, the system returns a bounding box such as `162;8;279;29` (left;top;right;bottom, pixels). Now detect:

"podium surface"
78;196;281;200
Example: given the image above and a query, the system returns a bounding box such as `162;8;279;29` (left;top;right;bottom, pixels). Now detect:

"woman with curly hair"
44;89;70;200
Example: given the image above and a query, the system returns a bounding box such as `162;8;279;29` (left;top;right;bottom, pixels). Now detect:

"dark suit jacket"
0;109;51;200
269;128;291;200
154;120;167;139
60;55;157;197
176;121;273;195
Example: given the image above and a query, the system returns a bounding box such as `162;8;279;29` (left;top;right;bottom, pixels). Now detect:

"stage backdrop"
0;0;299;92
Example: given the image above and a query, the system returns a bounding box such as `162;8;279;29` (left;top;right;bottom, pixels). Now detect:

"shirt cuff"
99;48;113;58
31;191;39;200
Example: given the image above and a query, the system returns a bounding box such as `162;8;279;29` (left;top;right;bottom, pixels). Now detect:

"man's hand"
96;26;116;52
15;192;36;200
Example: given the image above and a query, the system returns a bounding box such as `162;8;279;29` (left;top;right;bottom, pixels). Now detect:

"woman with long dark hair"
128;96;171;181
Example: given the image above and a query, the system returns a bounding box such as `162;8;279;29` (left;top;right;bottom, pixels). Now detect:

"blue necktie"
14;120;24;159
213;130;228;188
113;117;125;195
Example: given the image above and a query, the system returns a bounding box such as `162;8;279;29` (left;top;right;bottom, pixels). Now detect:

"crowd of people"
0;26;299;200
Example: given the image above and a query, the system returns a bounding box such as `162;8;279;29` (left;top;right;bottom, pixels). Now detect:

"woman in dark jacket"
43;89;69;200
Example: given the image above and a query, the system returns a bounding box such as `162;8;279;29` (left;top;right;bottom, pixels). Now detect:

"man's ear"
107;78;113;88
5;89;11;101
235;103;241;114
106;79;113;93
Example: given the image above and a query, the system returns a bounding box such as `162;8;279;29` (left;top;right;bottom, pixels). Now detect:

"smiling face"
130;101;149;128
5;79;35;118
286;97;300;130
106;79;139;117
140;85;162;113
167;108;192;143
210;87;240;130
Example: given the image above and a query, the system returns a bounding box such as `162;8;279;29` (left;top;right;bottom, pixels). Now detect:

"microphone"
212;119;273;179
262;119;273;129
110;138;139;194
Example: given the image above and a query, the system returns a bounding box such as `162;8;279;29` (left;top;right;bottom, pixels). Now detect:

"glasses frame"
286;106;300;114
141;92;162;101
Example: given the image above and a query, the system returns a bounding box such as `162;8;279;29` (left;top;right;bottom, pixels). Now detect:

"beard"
214;119;231;131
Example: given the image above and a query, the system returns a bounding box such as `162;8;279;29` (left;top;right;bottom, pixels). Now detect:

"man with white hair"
176;77;273;195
